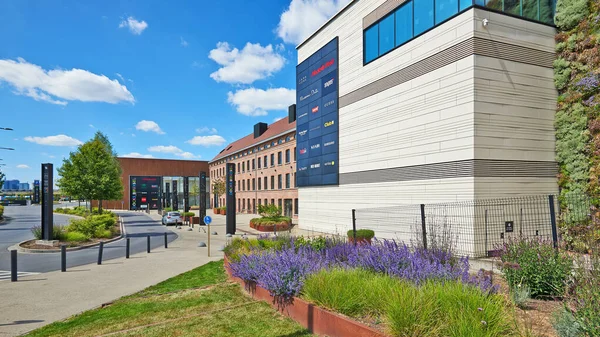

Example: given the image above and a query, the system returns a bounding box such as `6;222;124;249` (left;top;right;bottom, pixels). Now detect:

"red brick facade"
209;119;298;218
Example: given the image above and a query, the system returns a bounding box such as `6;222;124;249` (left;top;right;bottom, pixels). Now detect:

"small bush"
510;284;531;309
0;204;4;218
552;307;582;337
555;0;589;31
94;229;113;239
566;252;600;336
30;225;67;241
67;214;116;238
258;204;282;217
65;231;89;242
163;207;173;212
347;229;375;240
500;237;573;298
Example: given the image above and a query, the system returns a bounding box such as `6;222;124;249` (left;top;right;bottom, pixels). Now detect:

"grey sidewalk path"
0;212;230;337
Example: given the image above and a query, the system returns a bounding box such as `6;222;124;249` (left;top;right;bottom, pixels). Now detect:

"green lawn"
26;261;312;337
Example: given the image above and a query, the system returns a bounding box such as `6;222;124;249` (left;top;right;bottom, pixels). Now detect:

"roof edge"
209;128;297;164
296;0;359;50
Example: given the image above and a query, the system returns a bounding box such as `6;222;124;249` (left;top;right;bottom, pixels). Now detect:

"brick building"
209;117;298;218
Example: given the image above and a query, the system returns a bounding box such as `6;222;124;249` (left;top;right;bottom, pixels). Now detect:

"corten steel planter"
220;209;226;215
347;237;373;245
249;220;291;232
192;216;200;225
224;257;386;337
213;208;219;215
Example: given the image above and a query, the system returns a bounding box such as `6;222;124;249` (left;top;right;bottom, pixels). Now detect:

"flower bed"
226;236;508;336
249;218;291;232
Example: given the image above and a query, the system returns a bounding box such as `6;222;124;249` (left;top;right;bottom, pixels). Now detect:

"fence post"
484;209;488;256
147;235;151;253
10;250;17;282
126;238;130;259
549;195;559;249
61;245;67;272
352;209;357;246
420;204;427;250
97;242;104;265
164;232;168;249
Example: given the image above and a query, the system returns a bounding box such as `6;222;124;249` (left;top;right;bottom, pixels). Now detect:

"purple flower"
575;74;599;93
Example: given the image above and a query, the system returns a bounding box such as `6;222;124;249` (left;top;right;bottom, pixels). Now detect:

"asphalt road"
0;204;177;273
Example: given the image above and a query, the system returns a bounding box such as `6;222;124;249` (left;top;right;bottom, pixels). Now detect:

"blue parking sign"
204;216;212;225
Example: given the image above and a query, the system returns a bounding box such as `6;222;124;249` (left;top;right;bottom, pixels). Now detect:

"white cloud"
208;42;286;84
24;135;83;147
176;152;201;159
196;127;218;134
180;37;189;47
16;164;30;169
122;152;154;158
135;120;165;134
227;87;295;116
115;73;125;82
273;116;284;123
119;16;148;35
0;58;134;105
276;0;351;45
89;124;95;128
148;145;182;154
186;135;227;147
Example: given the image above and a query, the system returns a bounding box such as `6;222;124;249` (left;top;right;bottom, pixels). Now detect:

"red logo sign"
311;59;335;77
300;148;307;154
312;106;319;113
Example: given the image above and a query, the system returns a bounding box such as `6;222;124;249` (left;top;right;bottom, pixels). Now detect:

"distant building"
19;182;30;191
2;180;20;191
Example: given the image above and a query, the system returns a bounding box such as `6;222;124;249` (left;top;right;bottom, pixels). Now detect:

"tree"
211;178;226;208
57;133;123;212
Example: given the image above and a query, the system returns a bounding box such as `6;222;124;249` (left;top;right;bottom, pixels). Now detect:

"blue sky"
0;0;350;185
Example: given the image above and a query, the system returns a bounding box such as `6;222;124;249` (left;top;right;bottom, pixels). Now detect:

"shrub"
67;214;116;238
500;237;573;298
94;229;113;239
65;231;89;242
347;229;375;240
163;207;173;212
182;212;195;218
258;204;281;218
31;225;67;241
566;252;600;336
552;307;582;337
510;285;531;309
0;204;4;218
555;0;589;31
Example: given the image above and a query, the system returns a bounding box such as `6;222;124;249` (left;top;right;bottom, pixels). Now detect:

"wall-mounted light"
482;18;489;27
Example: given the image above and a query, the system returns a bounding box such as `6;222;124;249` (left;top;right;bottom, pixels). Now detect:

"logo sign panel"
130;176;161;210
296;37;339;187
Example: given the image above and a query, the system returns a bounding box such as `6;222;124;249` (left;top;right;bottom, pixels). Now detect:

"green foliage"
163;207;173;212
224;236;292;261
294;236;333;252
566;252;600;336
257;204;281;218
555;0;589;30
302;268;516;337
510;285;531;309
555;103;590;193
211;178;226;198
31;225;67;241
250;216;291;225
57;132;123;212
554;58;572;90
0;204;4;218
182;212;195;218
67;214;116;238
552;307;583;337
0;169;4;191
65;231;90;242
347;229;375;240
500;238;573;298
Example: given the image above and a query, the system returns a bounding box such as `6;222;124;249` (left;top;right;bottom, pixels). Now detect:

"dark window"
270;154;275;166
243;199;245;211
285;173;290;189
238;199;240;211
414;0;434;35
271;199;275;205
460;0;472;10
242;180;245;191
396;2;413;46
247;179;251;191
278;199;282;210
436;0;459;24
364;24;378;63
258;178;261;190
264;198;267;206
379;14;395;54
264;177;267;191
278;151;282;165
294;198;298;215
278;174;282;189
263;155;267;167
237;163;240;173
285;149;290;163
258;199;262;206
247;160;250;171
252;159;255;170
242;162;245;172
271;176;275;190
293;147;296;161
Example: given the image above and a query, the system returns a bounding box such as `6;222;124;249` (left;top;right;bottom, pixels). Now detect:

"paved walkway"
0;212;231;337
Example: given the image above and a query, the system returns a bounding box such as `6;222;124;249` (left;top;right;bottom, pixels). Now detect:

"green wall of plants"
554;0;600;250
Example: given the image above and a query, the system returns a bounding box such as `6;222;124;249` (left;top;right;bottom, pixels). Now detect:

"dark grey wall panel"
339;159;557;185
339;38;554;108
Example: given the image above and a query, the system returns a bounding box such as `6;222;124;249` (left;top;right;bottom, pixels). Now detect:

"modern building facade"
209;117;298;218
1;179;24;191
94;157;209;211
295;0;558;250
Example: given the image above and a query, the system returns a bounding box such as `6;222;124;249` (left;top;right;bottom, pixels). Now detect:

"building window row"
364;0;555;64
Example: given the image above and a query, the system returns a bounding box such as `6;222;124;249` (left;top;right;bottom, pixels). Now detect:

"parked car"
162;211;182;226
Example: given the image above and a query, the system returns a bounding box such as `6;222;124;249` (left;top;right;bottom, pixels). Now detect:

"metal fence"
352;195;586;258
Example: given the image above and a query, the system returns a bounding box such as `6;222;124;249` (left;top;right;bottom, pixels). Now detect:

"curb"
12;217;126;254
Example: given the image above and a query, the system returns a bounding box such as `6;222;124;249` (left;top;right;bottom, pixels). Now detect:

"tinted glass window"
395;2;413;46
436;0;459;23
413;0;434;35
522;0;539;20
379;14;395;55
460;0;473;10
364;24;379;63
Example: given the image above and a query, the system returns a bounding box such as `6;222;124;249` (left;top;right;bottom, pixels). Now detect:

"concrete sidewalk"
0;212;230;337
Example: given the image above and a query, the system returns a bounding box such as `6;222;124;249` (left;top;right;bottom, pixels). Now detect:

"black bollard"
164;232;168;249
10;250;17;282
147;235;151;253
61;245;67;272
98;242;104;265
126;237;130;259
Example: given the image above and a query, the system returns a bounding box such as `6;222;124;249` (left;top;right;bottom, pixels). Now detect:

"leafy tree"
211;178;226;207
57;133;123;212
0;169;5;190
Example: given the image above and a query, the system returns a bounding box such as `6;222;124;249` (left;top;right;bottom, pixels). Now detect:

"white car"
162;212;183;226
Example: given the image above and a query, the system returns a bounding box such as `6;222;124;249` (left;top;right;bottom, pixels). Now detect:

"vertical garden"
554;0;600;251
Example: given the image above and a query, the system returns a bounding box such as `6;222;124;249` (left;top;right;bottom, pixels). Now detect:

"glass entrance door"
284;199;293;217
